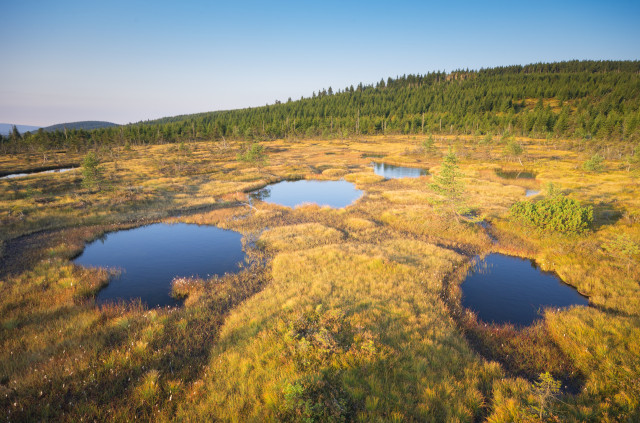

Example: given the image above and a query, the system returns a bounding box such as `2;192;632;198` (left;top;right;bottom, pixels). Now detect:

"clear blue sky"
1;0;639;126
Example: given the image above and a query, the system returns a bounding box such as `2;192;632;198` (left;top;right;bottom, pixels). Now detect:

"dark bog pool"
461;254;588;326
372;162;428;179
495;169;536;179
251;180;362;208
74;223;245;307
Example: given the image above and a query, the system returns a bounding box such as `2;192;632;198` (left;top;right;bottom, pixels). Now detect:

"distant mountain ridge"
0;123;41;135
0;121;118;136
44;121;118;132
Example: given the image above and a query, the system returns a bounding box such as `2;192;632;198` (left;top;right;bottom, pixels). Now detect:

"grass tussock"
259;223;345;252
380;205;492;251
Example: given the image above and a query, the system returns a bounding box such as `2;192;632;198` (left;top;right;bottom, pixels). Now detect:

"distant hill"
44;121;118;132
0;123;41;135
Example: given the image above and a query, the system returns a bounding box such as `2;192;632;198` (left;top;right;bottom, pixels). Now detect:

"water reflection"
251;180;362;208
74;223;245;307
495;169;536;179
1;167;76;179
372;162;428;179
461;253;588;326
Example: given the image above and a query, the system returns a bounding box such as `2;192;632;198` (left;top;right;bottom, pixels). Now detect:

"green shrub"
278;372;354;423
503;140;524;165
275;307;362;422
510;193;593;234
422;135;436;154
237;142;267;164
583;153;605;172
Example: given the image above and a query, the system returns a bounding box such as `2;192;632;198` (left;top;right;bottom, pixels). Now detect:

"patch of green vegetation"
430;148;468;216
422;134;436;155
583;153;605;172
431;149;463;198
237;142;267;164
494;169;536;179
275;307;361;422
81;151;102;189
531;372;562;420
602;233;640;271
510;191;593;234
503;140;525;165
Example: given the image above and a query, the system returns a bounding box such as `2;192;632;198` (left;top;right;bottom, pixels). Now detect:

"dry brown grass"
0;134;639;421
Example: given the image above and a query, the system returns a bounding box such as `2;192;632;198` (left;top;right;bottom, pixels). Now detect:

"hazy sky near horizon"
1;0;639;126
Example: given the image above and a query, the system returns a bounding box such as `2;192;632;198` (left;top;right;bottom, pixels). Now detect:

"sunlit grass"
0;134;639;420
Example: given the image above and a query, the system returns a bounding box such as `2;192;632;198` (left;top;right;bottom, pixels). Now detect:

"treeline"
2;60;639;153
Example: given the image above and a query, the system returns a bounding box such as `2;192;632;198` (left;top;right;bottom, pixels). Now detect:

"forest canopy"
3;60;639;153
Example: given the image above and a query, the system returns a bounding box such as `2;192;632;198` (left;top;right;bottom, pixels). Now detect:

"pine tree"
531;372;561;420
430;148;465;214
10;125;21;142
81;152;102;190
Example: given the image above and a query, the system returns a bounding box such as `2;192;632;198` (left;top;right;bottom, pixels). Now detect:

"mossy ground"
0;135;638;421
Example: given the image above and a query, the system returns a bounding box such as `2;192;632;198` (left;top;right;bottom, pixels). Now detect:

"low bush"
583;153;605;172
237;142;267;163
510;193;593;234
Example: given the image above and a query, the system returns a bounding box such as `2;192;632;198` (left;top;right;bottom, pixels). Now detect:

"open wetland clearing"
1;135;639;421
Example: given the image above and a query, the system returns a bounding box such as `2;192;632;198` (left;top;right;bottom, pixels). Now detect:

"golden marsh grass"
0;135;638;421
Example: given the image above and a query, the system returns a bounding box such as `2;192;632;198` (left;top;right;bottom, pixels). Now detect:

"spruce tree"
81;152;102;190
430;148;465;215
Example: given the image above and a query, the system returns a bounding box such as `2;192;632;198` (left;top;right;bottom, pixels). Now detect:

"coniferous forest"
3;61;639;154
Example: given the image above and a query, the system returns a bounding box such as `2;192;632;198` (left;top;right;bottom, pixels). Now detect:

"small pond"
251;180;362;208
495;169;536;179
525;189;540;197
372;162;428;179
461;253;588;326
0;167;76;180
74;223;245;307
